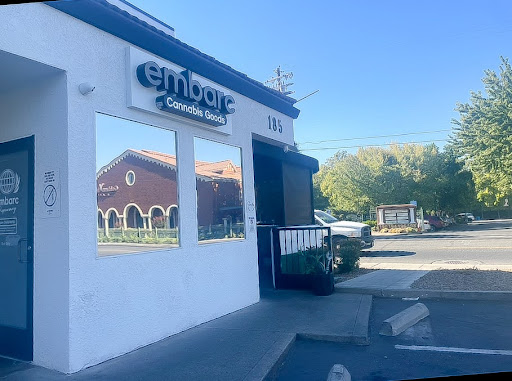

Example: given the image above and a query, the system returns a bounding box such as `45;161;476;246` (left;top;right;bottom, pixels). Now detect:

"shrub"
334;240;361;273
152;215;166;228
363;220;377;228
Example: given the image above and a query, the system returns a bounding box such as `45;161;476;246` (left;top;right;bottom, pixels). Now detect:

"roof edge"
45;0;301;119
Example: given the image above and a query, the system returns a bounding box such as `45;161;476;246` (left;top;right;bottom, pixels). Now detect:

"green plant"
152;215;166;228
303;247;332;275
363;220;377;228
334;240;361;273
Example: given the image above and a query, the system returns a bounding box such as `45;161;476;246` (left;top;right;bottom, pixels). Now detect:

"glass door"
0;136;34;361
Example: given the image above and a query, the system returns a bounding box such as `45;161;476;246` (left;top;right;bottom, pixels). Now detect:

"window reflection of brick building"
195;159;243;231
96;149;242;236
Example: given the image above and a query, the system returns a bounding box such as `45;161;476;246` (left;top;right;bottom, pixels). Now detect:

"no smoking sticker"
42;169;60;218
44;184;57;207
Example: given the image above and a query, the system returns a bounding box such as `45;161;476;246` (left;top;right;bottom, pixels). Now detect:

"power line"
297;129;452;145
298;139;448;151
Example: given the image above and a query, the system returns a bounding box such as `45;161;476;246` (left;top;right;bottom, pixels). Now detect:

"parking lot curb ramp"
379;302;429;336
335;287;512;301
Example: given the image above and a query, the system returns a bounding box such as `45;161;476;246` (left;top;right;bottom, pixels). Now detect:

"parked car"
456;212;475;223
422;219;432;231
441;216;455;226
314;210;374;250
425;215;446;231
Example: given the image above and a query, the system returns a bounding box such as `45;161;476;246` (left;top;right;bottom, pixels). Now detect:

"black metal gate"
271;226;332;289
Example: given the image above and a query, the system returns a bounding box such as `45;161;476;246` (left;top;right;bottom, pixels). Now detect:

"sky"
129;0;512;165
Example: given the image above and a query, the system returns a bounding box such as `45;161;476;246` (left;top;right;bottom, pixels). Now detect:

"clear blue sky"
130;0;512;165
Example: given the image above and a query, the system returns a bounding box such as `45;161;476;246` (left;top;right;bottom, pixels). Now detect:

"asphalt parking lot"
273;297;512;380
361;219;512;267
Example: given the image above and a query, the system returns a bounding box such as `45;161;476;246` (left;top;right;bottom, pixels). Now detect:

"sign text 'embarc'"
136;61;235;127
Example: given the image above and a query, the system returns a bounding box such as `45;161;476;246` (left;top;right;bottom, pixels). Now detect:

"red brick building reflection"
96;149;242;234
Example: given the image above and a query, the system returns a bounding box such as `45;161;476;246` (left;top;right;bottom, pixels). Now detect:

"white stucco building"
0;0;318;373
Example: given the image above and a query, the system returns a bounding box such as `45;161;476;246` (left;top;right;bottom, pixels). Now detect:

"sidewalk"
0;289;372;381
359;262;512;271
336;269;429;290
335;269;512;301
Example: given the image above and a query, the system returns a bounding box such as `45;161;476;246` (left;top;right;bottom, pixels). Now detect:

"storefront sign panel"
127;47;234;135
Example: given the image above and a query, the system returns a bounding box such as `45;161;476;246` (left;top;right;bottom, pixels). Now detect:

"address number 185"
268;116;282;133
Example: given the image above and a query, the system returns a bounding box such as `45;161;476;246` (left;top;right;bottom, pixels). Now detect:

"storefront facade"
0;0;316;373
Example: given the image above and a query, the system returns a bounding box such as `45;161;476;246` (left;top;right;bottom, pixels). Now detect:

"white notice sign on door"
42;169;60;218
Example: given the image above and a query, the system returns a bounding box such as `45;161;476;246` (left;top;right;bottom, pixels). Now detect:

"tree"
313;166;330;211
436;147;477;214
314;143;476;215
315;151;375;214
451;56;512;206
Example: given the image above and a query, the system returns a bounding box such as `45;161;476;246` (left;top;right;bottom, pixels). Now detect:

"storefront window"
194;137;244;242
96;113;179;256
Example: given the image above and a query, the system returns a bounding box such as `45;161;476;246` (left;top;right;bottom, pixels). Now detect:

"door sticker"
0;218;17;235
41;169;60;218
0;169;20;227
0;169;20;195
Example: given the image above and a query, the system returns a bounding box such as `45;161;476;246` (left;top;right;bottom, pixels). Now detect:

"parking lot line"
395;344;512;356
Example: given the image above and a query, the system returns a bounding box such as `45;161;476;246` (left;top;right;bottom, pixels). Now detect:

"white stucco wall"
0;3;296;373
0;72;69;371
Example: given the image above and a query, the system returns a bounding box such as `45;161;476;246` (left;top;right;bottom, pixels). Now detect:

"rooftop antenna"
265;66;294;96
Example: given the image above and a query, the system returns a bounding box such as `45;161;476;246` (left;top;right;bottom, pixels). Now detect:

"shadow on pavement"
375;234;467;240
361;250;415;257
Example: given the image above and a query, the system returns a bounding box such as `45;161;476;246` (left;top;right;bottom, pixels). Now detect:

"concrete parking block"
379;302;429;336
327;364;351;381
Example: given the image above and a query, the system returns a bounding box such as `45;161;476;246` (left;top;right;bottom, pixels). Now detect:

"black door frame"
0;135;34;361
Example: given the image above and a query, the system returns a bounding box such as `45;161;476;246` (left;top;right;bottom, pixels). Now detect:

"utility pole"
265;66;294;95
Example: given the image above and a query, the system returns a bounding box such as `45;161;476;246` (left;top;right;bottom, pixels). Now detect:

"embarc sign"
136;61;235;127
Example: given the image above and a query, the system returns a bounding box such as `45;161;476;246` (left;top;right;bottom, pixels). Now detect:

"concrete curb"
297;332;368;345
335;287;512;301
379;303;429;336
249;295;373;380
244;333;296;381
297;294;372;345
352;293;372;344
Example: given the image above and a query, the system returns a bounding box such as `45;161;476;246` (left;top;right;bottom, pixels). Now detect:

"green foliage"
281;248;331;275
334;240;361;273
313;170;330;211
362;220;377;228
380;227;418;234
314;144;475;214
98;233;178;245
304;247;331;275
451;56;512;206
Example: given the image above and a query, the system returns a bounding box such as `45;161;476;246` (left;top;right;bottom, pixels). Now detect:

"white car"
456;213;475;222
314;210;374;249
422;219;432;231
